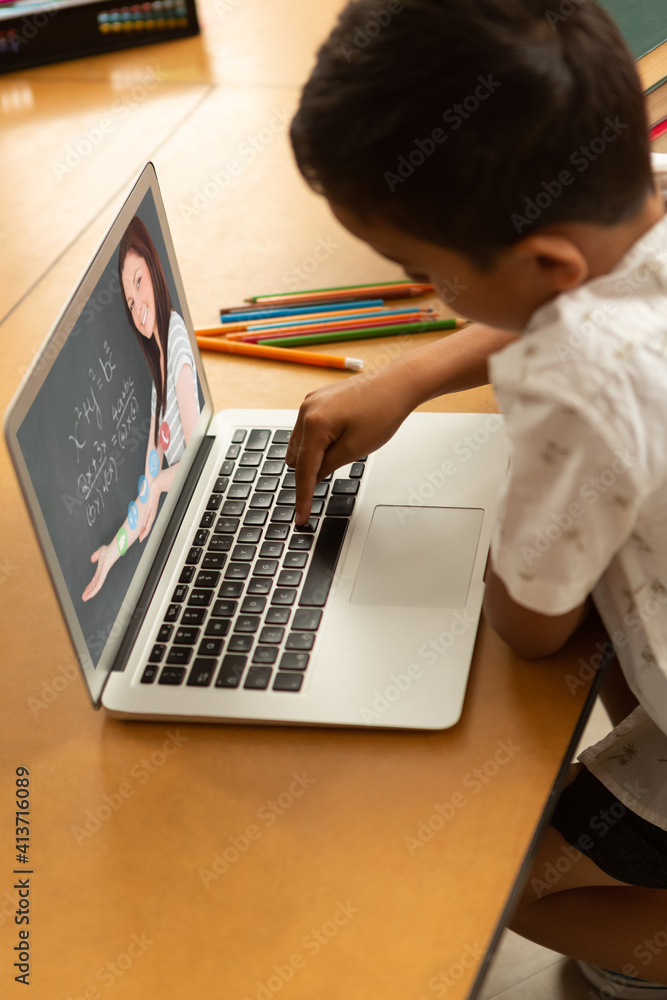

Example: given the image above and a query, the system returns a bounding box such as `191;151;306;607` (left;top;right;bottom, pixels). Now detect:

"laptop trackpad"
350;505;484;608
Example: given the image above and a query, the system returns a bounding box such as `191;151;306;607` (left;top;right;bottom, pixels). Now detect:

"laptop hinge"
110;434;215;673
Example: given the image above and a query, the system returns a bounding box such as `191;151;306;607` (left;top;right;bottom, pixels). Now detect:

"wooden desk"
0;5;605;998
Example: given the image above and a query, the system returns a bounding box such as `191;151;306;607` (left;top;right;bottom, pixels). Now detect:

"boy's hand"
286;360;416;524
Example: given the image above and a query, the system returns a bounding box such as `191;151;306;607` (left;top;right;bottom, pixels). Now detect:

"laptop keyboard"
139;428;364;694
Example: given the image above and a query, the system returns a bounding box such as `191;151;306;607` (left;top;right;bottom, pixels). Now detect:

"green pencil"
256;318;464;347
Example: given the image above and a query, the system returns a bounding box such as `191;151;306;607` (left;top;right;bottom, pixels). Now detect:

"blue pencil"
219;299;385;322
253;306;429;331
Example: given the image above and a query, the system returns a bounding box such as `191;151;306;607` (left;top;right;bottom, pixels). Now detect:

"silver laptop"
4;163;509;729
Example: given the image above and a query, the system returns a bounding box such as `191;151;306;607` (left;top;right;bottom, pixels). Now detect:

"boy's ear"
509;233;589;293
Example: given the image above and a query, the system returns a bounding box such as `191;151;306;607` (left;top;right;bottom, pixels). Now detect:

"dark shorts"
550;766;667;889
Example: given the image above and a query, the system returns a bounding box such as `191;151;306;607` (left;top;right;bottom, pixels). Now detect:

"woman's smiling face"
121;250;156;339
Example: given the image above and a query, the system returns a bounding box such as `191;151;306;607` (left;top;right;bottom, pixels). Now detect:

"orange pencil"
196;335;364;371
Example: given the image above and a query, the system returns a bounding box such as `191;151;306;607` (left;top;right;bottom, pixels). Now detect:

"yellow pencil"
196;335;364;372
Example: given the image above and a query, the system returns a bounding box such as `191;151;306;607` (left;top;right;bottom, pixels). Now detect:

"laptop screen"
6;165;212;704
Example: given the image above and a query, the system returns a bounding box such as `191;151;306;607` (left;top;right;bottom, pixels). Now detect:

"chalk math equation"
67;341;140;528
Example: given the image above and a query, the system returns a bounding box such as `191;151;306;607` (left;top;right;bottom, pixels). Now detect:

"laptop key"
226;443;241;459
256;476;279;492
247;577;272;595
159;666;187;685
225;563;250;580
200;511;216;529
325;495;355;517
208;535;232;551
195;570;220;588
174;626;200;644
205;619;230;637
212;599;237;617
267;444;287;459
218;582;243;598
215;516;239;533
201;552;227;570
187;547;203;564
227;635;253;652
234;467;257;483
255;559;278;576
288;534;313;551
157;624;173;642
283;551;307;569
271;588;297;606
260;541;284;558
212;476;229;493
234;615;260;633
215;656;246;688
164;603;181;622
332;478;359;495
249;493;273;509
246;429;271;451
231;544;257;561
188;588;213;607
149;644;166;662
227;484;252;500
273;672;304;692
299;517;348;607
272;429;292;444
206;494;222;510
232;429;247;444
244;666;272;689
259;626;284;644
244;509;268;526
141;664;159;684
241;595;266;614
271;506;295;523
166;647;193;665
294;517;318;532
292;608;322;631
238;527;262;544
182;608;205;625
279;652;310;671
221;500;245;516
262;460;284;476
198;638;223;657
285;632;315;651
239;451;262;467
219;460;235;476
349;462;365;478
187;659;216;687
265;607;291;625
277;569;302;588
252;646;278;665
265;524;289;541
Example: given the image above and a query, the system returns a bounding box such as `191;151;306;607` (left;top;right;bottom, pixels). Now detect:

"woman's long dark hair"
118;217;173;448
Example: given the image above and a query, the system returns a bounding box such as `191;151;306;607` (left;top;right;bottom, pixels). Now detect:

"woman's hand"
82;543;118;602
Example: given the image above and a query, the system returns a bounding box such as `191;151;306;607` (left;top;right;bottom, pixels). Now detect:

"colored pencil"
200;306;431;338
256;318;465;348
224;312;431;344
195;335;363;371
244;280;435;305
219;299;385;320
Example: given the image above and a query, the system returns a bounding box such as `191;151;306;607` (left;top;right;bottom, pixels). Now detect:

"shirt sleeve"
490;392;642;615
168;313;195;388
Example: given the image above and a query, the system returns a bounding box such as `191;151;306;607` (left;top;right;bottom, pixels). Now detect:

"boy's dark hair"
290;0;653;268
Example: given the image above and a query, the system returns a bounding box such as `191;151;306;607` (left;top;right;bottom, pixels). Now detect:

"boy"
284;0;667;995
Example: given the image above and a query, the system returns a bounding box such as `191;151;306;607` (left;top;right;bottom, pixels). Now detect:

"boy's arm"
484;563;591;660
287;323;517;523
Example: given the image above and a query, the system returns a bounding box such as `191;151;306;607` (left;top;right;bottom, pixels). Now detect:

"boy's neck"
568;184;665;281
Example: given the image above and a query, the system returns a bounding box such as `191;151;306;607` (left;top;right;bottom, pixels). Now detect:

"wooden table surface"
0;4;608;998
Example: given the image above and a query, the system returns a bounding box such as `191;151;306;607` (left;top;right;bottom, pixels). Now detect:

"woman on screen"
82;216;201;602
